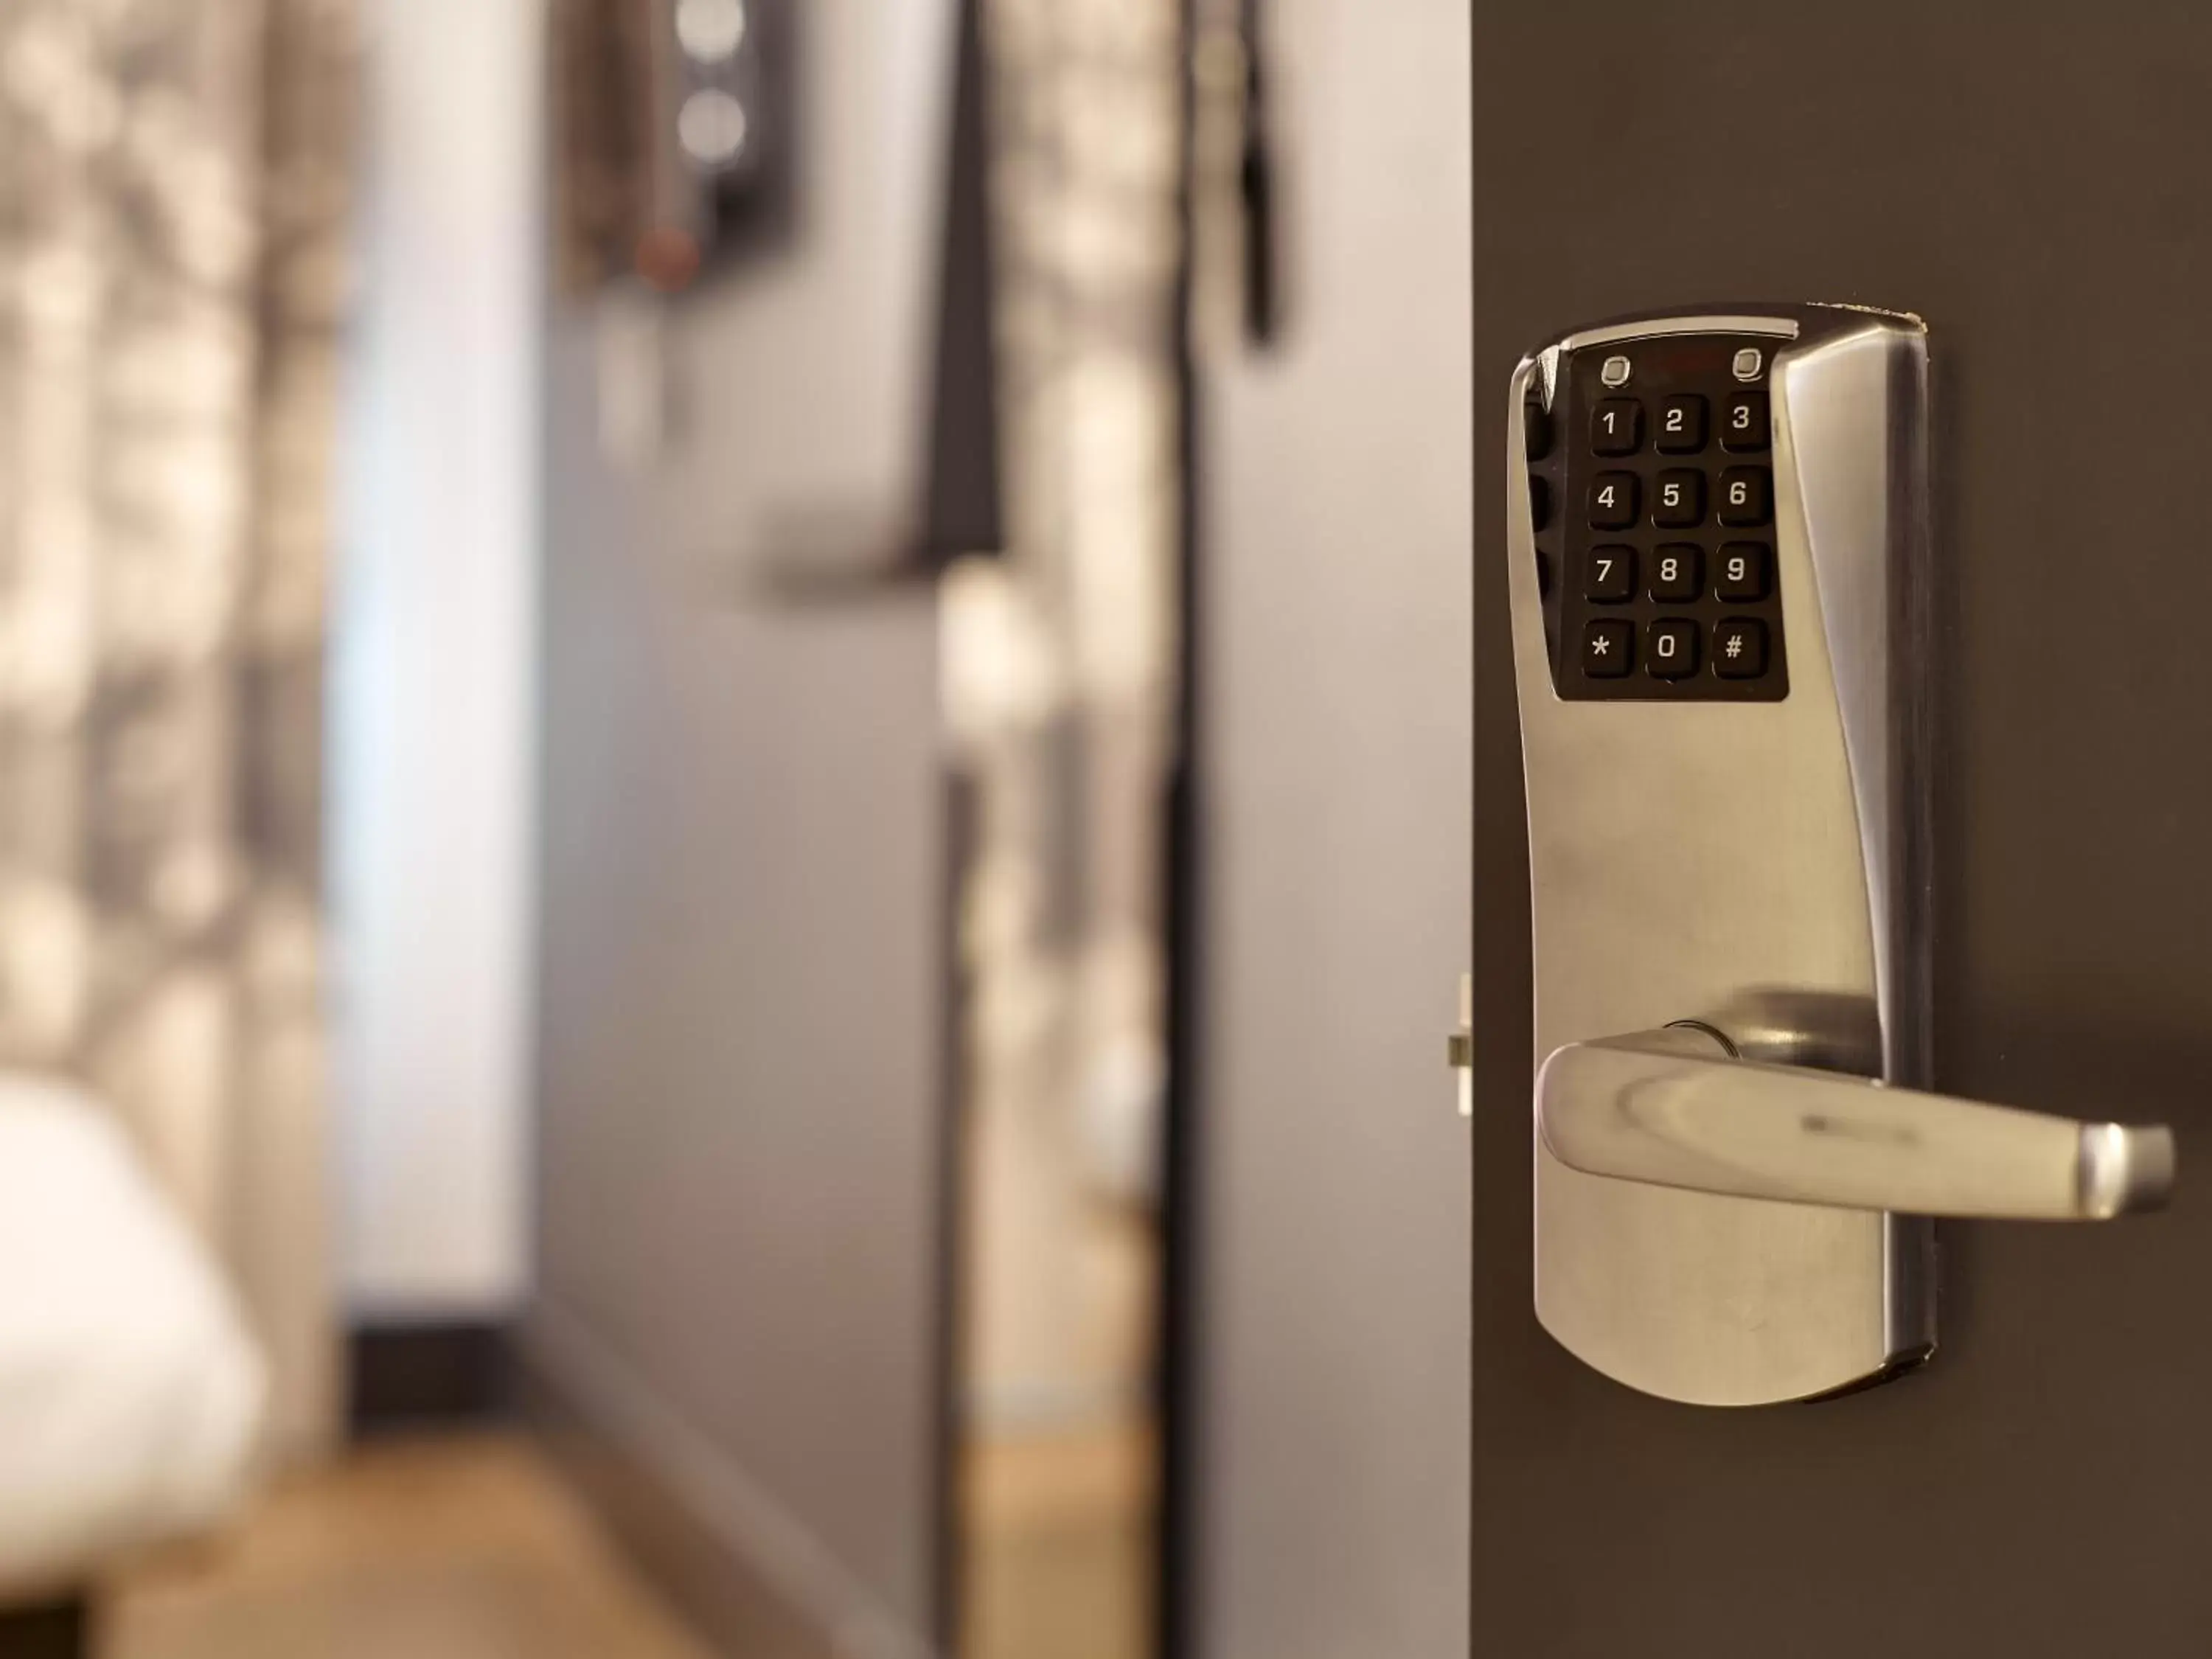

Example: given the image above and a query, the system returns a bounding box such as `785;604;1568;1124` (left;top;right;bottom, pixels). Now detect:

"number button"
1646;619;1700;681
1590;398;1643;456
1652;468;1705;529
1649;544;1702;603
1588;471;1639;530
1722;392;1770;453
1715;542;1770;602
1714;617;1769;679
1582;619;1633;678
1717;466;1771;527
1656;394;1708;454
1582;544;1635;602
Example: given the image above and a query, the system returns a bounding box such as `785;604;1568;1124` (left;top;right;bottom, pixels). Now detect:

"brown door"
1472;7;2212;1653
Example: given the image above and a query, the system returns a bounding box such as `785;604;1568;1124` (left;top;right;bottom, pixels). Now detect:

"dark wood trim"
348;1320;515;1440
0;1598;90;1659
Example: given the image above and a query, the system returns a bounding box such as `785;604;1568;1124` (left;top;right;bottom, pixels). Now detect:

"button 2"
1652;469;1704;528
1589;472;1638;530
1646;619;1700;681
1717;466;1771;526
1714;617;1769;678
1583;544;1635;602
1656;394;1707;454
1582;619;1632;678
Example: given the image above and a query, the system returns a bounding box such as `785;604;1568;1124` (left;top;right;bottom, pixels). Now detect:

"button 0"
1588;472;1638;530
1714;617;1769;678
1652;468;1705;529
1590;397;1642;456
1582;619;1632;678
1656;394;1708;454
1646;619;1700;681
1717;466;1771;527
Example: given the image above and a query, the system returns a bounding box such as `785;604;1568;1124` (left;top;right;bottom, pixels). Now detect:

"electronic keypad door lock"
1506;306;2177;1406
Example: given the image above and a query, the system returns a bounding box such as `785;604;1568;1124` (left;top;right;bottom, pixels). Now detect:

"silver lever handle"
1537;1027;2177;1221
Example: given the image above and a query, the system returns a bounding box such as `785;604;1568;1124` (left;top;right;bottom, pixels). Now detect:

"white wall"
1200;2;1472;1655
331;0;543;1317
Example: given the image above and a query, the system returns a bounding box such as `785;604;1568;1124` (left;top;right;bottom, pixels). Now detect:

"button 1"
1646;619;1700;681
1717;466;1771;527
1590;397;1642;456
1715;542;1770;602
1582;619;1632;678
1656;394;1708;454
1722;392;1769;453
1588;471;1638;530
1652;468;1705;529
1649;544;1702;603
1582;544;1635;602
1714;617;1769;678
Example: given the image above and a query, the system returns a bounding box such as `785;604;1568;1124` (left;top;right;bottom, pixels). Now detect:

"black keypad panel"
1524;330;1789;700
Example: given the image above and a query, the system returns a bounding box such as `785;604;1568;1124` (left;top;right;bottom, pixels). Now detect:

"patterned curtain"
0;0;353;1458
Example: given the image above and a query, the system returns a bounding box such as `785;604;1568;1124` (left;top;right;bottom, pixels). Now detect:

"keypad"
1526;330;1789;701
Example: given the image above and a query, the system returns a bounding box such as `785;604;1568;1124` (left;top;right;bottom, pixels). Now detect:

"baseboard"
348;1320;515;1439
518;1303;933;1659
0;1598;89;1659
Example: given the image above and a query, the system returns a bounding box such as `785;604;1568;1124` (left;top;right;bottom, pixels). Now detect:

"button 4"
1588;472;1639;530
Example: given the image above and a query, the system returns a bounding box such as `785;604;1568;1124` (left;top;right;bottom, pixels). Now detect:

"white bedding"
0;1074;265;1599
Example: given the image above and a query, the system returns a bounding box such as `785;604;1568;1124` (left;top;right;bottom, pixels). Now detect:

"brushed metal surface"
1507;306;1933;1405
1538;1027;2176;1221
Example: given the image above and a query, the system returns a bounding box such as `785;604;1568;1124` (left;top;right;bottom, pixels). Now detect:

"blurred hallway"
103;1441;709;1659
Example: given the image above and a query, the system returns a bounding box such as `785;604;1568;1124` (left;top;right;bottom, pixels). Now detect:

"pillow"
0;1074;266;1599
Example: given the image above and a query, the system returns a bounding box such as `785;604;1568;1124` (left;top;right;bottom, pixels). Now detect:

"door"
1471;7;2212;1654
